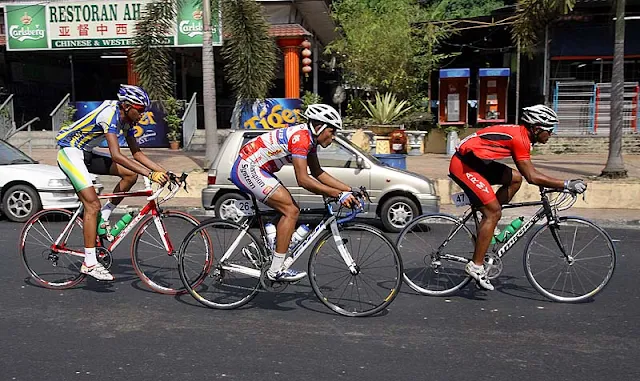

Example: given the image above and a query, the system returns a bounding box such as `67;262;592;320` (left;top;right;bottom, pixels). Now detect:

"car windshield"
0;140;37;165
337;136;381;164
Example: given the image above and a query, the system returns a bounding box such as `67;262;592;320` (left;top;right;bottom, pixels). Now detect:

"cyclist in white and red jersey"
449;104;587;290
230;104;359;282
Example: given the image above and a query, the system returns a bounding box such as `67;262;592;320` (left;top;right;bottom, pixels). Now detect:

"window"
317;142;358;168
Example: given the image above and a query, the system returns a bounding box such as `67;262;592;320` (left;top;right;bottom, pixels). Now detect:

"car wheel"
2;184;42;223
380;196;418;233
214;192;249;223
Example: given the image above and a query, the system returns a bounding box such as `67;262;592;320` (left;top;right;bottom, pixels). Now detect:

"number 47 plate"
451;192;471;207
233;200;255;216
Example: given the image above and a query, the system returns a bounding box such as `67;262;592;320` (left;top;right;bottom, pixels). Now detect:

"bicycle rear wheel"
396;213;474;296
178;219;262;309
131;210;207;295
308;223;402;317
19;209;86;289
524;216;616;303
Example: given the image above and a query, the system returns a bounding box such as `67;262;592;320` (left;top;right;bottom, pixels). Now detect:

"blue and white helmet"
117;84;150;109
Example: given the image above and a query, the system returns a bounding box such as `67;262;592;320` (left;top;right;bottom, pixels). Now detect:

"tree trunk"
203;0;218;169
601;0;627;178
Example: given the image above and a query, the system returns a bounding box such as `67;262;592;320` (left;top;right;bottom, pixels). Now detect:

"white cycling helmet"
521;104;559;131
304;104;342;136
117;84;150;109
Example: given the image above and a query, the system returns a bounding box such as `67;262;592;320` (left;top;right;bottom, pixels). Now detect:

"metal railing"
7;117;40;156
50;93;71;136
181;92;198;150
0;94;16;140
593;82;639;135
553;82;596;135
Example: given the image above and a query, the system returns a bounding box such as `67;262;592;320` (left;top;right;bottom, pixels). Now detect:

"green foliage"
221;0;277;100
164;97;184;142
327;0;451;99
131;0;177;102
301;91;323;112
60;105;77;130
511;0;576;53
361;92;413;125
426;0;505;19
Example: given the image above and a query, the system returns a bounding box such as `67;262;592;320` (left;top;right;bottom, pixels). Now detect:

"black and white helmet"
304;104;342;136
117;84;150;109
521;104;559;131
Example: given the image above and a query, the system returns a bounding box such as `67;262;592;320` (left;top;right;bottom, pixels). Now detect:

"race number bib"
451;192;471;207
233;200;255;216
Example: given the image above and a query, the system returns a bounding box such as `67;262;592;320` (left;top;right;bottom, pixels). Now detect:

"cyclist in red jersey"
449;104;587;290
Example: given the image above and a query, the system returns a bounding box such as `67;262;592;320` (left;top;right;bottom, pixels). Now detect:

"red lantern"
301;40;311;49
302;57;312;66
302;66;312;74
301;48;312;58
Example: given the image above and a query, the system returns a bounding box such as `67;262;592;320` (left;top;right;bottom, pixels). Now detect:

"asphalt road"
1;218;638;381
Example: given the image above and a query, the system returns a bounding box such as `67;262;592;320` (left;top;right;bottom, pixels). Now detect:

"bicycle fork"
329;221;359;275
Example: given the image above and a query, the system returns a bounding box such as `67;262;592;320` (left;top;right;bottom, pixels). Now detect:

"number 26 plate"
233;200;255;216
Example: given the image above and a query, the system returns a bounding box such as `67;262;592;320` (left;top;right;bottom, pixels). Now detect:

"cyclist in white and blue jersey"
56;85;170;281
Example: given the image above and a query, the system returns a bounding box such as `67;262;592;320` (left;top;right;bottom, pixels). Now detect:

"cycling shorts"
230;157;281;203
448;152;512;206
57;147;113;192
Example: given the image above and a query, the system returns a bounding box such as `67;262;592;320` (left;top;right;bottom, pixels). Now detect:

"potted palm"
164;97;182;150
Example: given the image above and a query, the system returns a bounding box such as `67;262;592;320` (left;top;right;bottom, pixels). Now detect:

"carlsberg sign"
3;0;221;51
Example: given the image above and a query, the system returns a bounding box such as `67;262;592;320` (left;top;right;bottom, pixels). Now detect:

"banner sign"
73;100;168;148
3;0;222;51
240;98;303;129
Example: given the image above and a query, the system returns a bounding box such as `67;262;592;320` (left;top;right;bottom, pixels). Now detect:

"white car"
0;140;102;222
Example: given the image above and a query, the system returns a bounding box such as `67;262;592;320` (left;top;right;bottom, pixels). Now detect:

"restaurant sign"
3;0;221;51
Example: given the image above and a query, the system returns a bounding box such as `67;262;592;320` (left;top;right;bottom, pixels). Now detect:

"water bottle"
97;216;108;236
265;223;277;251
289;224;310;251
110;213;134;237
494;217;524;243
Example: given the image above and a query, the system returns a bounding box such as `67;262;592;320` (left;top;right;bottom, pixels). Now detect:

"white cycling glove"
338;191;354;204
564;179;587;194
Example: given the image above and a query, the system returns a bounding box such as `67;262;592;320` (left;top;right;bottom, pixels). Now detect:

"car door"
297;139;371;211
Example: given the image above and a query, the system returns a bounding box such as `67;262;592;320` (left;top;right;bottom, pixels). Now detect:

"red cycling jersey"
456;124;532;162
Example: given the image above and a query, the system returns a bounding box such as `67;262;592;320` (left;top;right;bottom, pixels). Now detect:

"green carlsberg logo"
10;12;46;41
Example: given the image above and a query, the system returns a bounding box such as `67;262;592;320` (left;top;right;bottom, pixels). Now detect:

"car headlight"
48;179;71;187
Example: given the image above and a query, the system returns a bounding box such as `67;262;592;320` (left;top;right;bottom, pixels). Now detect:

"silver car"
202;130;439;232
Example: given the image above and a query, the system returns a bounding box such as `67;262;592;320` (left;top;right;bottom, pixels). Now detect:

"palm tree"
601;0;627;178
202;0;218;168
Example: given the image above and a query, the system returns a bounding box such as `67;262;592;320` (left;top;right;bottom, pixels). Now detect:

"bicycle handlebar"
541;187;580;211
325;186;369;224
146;172;189;202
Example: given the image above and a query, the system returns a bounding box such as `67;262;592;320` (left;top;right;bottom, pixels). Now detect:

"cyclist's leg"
57;148;113;280
87;151;138;208
487;162;522;205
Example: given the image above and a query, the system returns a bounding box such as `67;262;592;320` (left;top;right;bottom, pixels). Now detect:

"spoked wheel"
396;213;474;296
308;224;403;317
19;209;86;289
524;216;616;303
179;219;262;309
131;211;207;295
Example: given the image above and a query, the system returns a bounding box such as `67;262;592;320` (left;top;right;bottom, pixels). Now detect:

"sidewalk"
28;148;640;226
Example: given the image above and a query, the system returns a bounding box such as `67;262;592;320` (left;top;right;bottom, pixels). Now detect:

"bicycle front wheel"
178;219;262;309
396;213;474;296
20;209;86;289
308;223;402;317
524;216;616;303
131;210;207;295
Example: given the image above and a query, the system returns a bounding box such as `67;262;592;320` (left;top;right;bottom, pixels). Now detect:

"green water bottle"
493;217;524;243
97;216;108;236
110;213;134;237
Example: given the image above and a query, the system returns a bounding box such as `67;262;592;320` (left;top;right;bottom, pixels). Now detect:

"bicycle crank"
484;253;503;280
97;247;113;270
259;262;290;293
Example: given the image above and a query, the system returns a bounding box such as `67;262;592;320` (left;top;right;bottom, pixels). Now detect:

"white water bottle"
289;224;310;251
265;223;277;251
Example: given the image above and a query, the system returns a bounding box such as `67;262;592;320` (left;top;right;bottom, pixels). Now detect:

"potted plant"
164;97;183;150
361;92;413;135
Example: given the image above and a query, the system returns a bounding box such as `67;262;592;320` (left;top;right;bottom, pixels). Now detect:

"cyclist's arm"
515;159;565;189
307;152;351;192
292;156;342;198
125;135;166;173
105;133;154;176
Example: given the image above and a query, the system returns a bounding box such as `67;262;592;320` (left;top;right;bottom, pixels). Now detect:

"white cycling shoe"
465;262;494;291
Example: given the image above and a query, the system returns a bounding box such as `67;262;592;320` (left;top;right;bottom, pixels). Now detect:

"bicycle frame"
218;196;363;278
439;188;570;264
51;177;181;258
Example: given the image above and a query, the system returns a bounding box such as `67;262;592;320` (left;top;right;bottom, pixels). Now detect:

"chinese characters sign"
4;0;222;51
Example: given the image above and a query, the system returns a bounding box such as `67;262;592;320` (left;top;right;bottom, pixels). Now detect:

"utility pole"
203;0;218;168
